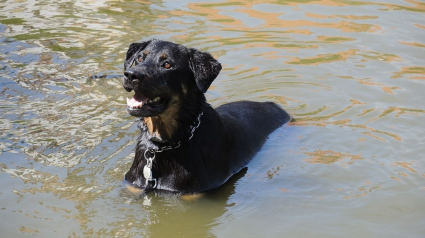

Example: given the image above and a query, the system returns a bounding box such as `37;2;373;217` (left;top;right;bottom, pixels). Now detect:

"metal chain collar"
152;111;203;153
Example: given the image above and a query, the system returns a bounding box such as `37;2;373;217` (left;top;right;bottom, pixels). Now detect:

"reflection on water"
1;0;424;237
304;149;363;165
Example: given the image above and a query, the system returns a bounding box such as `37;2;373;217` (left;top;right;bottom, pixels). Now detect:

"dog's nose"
124;70;145;83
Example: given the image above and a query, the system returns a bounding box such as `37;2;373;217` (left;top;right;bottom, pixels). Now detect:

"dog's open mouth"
126;92;166;117
127;93;164;109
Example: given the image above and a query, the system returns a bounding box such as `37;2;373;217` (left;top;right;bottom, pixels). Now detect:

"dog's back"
216;101;291;173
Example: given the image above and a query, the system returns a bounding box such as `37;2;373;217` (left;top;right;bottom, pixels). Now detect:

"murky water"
1;0;424;237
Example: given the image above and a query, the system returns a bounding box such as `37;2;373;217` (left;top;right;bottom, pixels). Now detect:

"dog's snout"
123;70;145;92
124;70;145;82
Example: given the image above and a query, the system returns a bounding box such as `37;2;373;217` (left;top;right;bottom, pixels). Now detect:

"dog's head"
123;39;221;118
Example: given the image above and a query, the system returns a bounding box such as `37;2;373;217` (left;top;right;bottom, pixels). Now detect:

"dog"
122;39;291;194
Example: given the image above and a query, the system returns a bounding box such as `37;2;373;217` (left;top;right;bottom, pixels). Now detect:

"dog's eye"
137;56;143;62
163;62;172;69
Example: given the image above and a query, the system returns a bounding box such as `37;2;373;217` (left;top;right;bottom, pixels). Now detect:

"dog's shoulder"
216;100;291;130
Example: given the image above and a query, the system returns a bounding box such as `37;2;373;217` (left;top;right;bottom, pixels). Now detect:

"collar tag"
143;165;152;181
143;150;157;188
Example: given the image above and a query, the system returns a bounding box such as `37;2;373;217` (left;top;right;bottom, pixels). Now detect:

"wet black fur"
122;39;291;193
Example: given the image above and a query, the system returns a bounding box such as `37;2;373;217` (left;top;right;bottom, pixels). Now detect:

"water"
1;0;424;237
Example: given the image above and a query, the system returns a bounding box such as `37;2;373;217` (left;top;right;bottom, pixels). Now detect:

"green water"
1;0;424;237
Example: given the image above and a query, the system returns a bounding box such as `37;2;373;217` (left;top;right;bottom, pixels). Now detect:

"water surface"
1;0;424;237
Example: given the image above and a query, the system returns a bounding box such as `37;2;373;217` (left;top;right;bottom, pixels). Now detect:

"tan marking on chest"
144;117;166;141
144;117;155;135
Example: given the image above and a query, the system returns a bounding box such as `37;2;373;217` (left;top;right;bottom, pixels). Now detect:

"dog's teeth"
127;98;144;109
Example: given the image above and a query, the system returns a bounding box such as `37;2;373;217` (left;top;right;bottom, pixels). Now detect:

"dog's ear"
188;48;222;93
124;41;151;71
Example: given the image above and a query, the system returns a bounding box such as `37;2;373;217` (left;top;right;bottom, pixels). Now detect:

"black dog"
122;39;291;194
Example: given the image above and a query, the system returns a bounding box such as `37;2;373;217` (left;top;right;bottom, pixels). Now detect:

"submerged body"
122;39;291;193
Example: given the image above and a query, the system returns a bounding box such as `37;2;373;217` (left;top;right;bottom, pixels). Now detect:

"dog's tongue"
127;93;149;108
